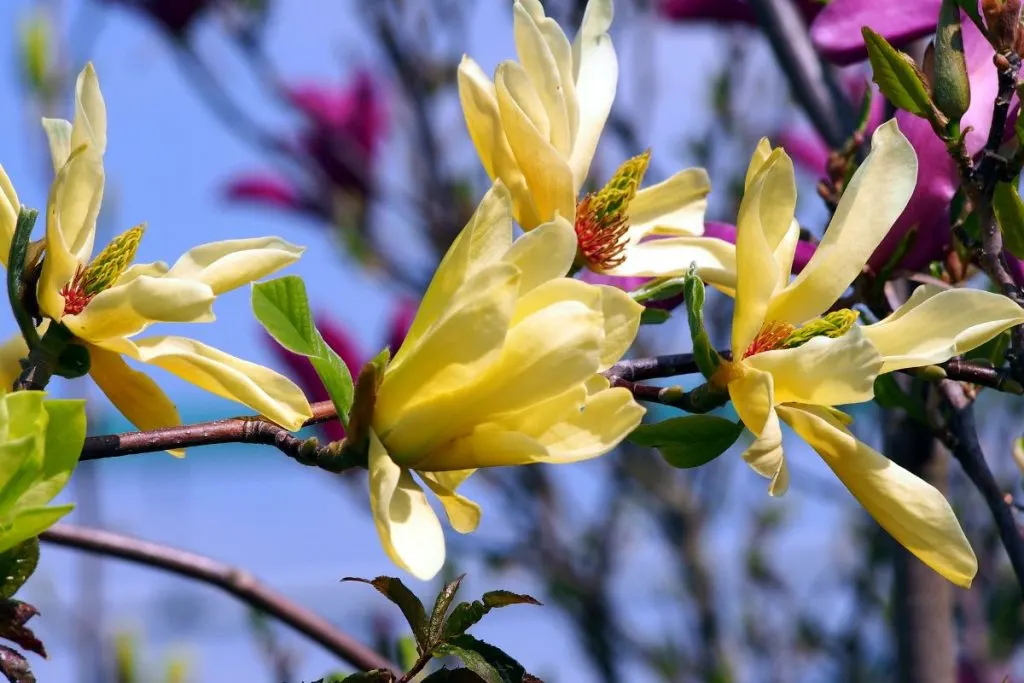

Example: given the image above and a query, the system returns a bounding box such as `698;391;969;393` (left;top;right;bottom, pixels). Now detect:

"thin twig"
938;381;1024;595
40;523;401;675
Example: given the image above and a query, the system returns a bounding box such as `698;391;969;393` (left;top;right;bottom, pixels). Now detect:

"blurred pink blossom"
810;0;941;65
225;70;388;222
657;0;822;24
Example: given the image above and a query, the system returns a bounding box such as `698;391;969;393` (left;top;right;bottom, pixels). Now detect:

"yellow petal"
744;327;882;407
744;138;773;189
595;284;643;369
0;334;28;392
779;403;977;587
41;119;72;172
861;286;1024;373
523;0;579;149
70;63;107;156
731;149;796;356
513;2;571;156
457;58;542;229
369;432;446;580
569;0;616;191
391;182;514;370
533;386;645;463
39;146;103;321
415;425;548;470
0;165;20;268
767;120;917;325
496;62;576;223
419;469;481;534
113;335;313;431
606;235;736;287
627;168;711;240
375;263;520;435
771;221;802;291
88;345;184;457
729;367;787;495
164;237;305;295
500;217;577;292
63;276;215;342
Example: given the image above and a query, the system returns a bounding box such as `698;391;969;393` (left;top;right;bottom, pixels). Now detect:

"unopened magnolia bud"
934;0;971;121
18;11;53;95
983;0;1022;51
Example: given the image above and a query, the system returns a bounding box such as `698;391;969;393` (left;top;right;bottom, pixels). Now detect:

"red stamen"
744;320;796;358
575;195;629;270
60;265;94;316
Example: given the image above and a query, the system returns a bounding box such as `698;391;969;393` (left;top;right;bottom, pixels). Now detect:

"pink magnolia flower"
225;71;388;222
658;0;822;25
267;301;414;442
582;222;816;310
810;0;941;66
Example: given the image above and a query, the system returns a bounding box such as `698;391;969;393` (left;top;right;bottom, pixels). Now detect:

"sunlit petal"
569;0;617;191
627;168;711;240
419;469;481;534
0;165;19;268
164;237;304;295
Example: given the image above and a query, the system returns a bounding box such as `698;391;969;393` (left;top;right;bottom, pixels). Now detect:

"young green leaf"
342;576;429;649
629;277;685;305
422;669;487;682
862;27;936;120
683;265;721;379
629;415;743;469
993;181;1024;260
253;276;354;427
640;308;671;325
428;575;465;646
338;671;395;682
434;635;530;683
0;541;37;600
443;591;541;640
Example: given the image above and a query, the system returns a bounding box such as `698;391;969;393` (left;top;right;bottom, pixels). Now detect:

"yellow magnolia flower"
367;182;646;579
0;63;312;437
715;119;1024;588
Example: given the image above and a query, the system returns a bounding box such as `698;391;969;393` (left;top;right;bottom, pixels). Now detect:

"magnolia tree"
5;0;1024;681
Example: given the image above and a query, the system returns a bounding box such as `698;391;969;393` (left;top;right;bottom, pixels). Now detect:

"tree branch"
938;381;1024;595
39;523;401;676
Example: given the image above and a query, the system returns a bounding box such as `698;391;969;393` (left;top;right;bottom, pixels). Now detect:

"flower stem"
6;208;41;350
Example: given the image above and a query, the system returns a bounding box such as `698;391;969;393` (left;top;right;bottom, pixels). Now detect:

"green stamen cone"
781;309;860;349
83;224;145;295
588;149;651;224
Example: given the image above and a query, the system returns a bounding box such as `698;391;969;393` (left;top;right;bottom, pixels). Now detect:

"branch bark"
40;523;401;676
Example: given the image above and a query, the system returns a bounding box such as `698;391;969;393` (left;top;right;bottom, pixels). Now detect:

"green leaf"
52;343;90;379
443;591;541;640
0;505;73;554
339;671;394;682
253;276;354;427
16;398;85;511
854;78;876;133
872;374;927;423
0;540;37;600
862;27;935;119
342;576;429;648
954;0;985;29
435;635;528;683
683;266;721;379
993;181;1024;260
933;0;971;121
640;308;671;325
422;669;486;682
629;277;685;305
628;415;743;469
428;574;464;646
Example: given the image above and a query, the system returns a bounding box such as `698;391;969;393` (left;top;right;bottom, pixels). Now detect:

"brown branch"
938;381;1024;595
40;523;401;676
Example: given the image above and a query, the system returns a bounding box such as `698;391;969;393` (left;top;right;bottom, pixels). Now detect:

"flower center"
744;320;796;358
575;150;651;271
743;309;861;359
60;224;145;317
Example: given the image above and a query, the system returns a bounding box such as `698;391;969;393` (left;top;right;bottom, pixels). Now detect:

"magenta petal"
658;0;756;23
810;0;941;65
778;128;831;175
224;174;303;209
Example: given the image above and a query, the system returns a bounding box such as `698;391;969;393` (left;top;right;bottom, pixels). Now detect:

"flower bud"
983;0;1022;51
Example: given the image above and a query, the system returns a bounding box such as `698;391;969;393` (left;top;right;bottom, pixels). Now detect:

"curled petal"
419;469;481;534
729;367;787;495
71;63;107;157
627;168;711;240
165;237;305;295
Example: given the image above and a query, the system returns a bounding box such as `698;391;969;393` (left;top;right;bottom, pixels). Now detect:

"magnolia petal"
537;386;645;463
772;221;802;291
119;335;313;431
0;165;19;268
0;335;28;392
501;217;577;292
569;0;617;192
528;1;580;148
70;63;107;156
729;367;788;495
627;168;711;240
607;235;737;288
767;120;917;325
392;182;514;369
595;284;643;369
496;62;576;223
41;119;73;172
88;345;184;457
63;276;216;343
165;237;305;295
732;149;796;356
375;264;520;434
779;404;977;587
745;327;882;407
39;147;104;321
514;2;571;155
419;469;481;534
458;58;541;229
744;138;773;189
861;286;1024;373
369;432;446;580
415;426;548;470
